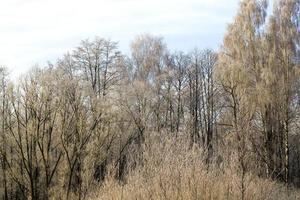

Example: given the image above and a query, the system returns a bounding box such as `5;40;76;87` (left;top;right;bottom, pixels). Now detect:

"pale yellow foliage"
88;134;300;200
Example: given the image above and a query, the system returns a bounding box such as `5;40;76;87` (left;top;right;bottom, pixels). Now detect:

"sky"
0;0;239;78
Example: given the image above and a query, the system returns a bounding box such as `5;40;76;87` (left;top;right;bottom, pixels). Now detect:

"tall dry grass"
89;133;300;200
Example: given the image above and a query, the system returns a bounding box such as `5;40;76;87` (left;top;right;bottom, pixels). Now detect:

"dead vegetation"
91;134;300;200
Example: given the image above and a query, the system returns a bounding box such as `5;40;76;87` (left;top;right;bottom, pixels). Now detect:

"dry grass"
89;134;300;200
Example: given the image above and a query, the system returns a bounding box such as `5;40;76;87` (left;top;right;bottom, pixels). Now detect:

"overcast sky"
0;0;239;78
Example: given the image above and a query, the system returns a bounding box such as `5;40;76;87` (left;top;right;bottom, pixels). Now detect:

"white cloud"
0;0;238;78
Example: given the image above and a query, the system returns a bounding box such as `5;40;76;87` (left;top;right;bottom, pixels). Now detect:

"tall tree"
217;0;268;198
260;0;300;183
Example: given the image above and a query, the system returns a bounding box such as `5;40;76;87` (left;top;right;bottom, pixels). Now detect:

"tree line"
0;0;299;199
